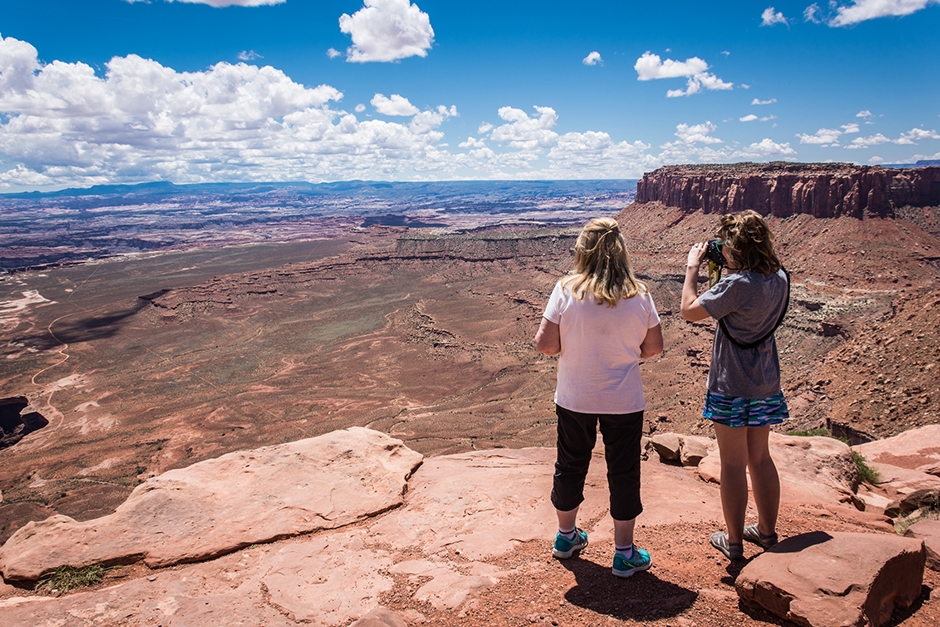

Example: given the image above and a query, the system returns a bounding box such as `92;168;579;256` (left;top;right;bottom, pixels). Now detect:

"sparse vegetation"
894;502;940;535
37;564;107;595
787;428;880;485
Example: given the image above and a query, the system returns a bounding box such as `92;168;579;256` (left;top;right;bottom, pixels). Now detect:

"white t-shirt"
543;280;660;414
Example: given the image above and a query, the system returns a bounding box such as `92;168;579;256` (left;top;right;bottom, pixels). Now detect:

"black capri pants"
550;405;644;522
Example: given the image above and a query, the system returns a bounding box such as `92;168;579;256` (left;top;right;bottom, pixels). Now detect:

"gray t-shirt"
698;269;788;399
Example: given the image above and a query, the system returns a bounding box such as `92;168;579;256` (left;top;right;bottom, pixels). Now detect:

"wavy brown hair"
561;217;647;307
716;210;782;275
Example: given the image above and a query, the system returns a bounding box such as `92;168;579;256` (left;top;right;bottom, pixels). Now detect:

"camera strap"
718;267;790;350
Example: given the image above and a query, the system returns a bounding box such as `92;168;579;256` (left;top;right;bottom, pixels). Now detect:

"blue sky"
0;0;938;191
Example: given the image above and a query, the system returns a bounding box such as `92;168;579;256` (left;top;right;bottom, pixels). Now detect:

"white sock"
616;544;634;558
558;527;576;540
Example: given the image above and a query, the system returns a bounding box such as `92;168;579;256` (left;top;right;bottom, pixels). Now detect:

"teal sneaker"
552;528;588;558
612;547;651;578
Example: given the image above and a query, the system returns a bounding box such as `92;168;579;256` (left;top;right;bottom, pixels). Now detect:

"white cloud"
797;128;843;145
804;3;823;22
635;52;732;98
674;122;722;144
740;83;751;89
371;93;420;116
897;127;940;143
734;138;796;158
125;0;285;6
868;155;884;163
857;109;874;118
841;123;860;133
828;0;940;27
582;51;603;66
740;114;759;122
846;127;940;148
327;48;342;60
355;103;366;113
0;35;469;188
846;133;892;148
635;51;708;80
752;98;777;105
761;115;777;122
238;50;262;61
477;122;493;134
761;7;789;26
487;106;559;154
339;0;434;63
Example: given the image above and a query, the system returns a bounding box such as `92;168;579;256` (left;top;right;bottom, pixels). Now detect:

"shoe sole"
612;562;651;578
552;545;585;559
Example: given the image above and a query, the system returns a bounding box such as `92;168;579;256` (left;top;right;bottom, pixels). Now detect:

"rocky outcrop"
736;531;926;627
635;162;940;218
0;427;423;581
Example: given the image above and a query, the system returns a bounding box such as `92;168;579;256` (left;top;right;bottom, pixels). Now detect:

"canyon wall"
635;162;940;218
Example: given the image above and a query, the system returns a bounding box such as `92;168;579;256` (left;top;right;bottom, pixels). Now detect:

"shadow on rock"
560;557;697;621
20;299;152;350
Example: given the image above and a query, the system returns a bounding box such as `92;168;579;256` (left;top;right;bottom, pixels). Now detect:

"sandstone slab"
736;531;925;627
698;433;859;506
0;427;423;581
854;425;940;470
904;519;940;572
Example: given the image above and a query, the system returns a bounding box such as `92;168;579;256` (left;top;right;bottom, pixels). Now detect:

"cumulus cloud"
761;7;789;26
674;122;723;144
238;50;262;61
752;97;777;105
803;126;940;149
0;35;466;188
735;138;796;158
857;109;874;118
827;0;940;27
371;93;420;116
487;106;560;153
797;128;844;145
327;48;342;59
635;52;732;98
125;0;286;6
635;52;708;80
740;114;759;122
582;51;603;66
339;0;434;63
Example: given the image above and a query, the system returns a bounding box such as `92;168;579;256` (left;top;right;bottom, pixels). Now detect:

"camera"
704;239;725;266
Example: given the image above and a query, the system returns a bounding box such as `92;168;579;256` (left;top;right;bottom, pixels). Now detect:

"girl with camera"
535;217;663;577
680;210;789;560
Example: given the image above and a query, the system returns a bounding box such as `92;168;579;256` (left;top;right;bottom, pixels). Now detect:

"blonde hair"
561;217;647;307
716;210;782;275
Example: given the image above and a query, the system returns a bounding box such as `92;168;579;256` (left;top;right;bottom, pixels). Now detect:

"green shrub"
38;564;106;594
851;451;880;485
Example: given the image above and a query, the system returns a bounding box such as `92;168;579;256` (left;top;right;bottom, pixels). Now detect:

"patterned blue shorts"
702;391;789;428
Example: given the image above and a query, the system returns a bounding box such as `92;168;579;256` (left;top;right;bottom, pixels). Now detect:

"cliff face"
635;162;940;218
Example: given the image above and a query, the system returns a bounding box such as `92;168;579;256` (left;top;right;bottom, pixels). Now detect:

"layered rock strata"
635;162;940;218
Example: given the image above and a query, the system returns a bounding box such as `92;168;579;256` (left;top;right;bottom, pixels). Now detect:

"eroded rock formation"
636;162;940;218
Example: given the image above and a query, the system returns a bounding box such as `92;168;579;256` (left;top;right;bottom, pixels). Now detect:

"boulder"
904;519;940;571
736;531;926;627
885;489;940;519
650;433;681;462
0;428;423;581
650;432;715;467
679;434;713;467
